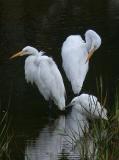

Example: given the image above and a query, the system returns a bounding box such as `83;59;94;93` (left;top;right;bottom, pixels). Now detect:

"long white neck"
85;33;92;52
85;32;93;51
85;30;101;52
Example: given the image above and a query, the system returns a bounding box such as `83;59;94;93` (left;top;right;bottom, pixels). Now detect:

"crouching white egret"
67;94;108;120
61;30;101;94
10;46;66;111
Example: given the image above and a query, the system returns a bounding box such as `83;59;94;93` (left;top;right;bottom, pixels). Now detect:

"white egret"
65;106;95;159
65;93;108;159
61;30;101;94
25;115;81;160
10;46;66;111
67;94;108;120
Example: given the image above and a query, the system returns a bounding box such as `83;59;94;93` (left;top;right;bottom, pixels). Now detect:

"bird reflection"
25;93;108;159
25;101;101;160
25;115;65;160
25;113;82;160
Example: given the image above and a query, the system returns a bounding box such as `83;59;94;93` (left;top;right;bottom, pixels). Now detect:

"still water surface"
0;0;119;159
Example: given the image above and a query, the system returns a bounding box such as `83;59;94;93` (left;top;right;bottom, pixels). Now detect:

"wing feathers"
25;55;66;110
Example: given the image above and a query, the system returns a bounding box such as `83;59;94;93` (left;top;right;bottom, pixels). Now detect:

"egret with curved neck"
10;46;66;111
67;94;108;120
61;30;101;94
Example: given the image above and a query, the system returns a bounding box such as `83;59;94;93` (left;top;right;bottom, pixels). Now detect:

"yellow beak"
9;51;23;59
85;48;95;63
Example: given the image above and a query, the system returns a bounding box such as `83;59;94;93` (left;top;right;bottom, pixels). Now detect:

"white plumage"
25;116;65;160
61;30;101;94
10;46;66;111
68;94;108;120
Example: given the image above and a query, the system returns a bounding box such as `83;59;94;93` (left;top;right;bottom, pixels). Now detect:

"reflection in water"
65;107;89;142
24;114;80;160
25;105;96;160
25;116;65;160
64;104;97;159
0;0;119;159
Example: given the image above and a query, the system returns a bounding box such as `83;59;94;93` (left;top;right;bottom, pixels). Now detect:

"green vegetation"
77;102;119;160
71;81;119;160
0;111;12;159
0;80;119;160
62;78;119;160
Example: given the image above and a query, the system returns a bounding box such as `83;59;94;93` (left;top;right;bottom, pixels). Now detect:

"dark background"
0;0;119;159
0;0;119;112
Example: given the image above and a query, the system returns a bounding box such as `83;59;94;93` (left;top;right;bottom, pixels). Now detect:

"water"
0;0;119;159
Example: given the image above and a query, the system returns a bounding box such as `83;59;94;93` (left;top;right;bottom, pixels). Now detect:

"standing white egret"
67;94;108;120
10;46;66;111
61;30;101;94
